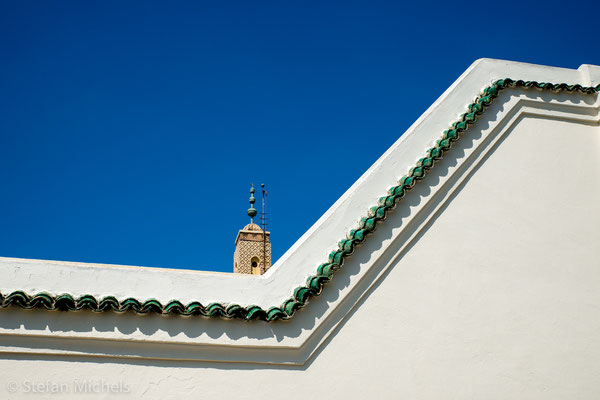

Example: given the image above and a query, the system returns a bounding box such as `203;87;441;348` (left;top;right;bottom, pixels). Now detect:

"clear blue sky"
1;1;598;272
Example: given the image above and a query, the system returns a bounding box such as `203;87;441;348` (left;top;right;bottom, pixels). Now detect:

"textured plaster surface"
1;112;598;398
0;59;599;398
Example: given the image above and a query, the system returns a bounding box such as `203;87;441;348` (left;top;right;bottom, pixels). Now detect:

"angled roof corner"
0;59;598;365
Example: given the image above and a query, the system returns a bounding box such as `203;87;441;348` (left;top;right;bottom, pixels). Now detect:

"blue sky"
1;1;598;272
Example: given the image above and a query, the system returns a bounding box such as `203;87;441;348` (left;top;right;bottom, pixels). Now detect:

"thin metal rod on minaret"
261;183;267;273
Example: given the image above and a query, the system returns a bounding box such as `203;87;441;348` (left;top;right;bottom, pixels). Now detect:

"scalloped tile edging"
1;79;598;321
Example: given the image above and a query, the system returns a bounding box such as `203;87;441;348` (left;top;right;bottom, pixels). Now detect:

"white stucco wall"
0;59;598;399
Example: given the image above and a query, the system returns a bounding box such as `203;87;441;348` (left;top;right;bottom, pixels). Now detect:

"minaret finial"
247;183;257;223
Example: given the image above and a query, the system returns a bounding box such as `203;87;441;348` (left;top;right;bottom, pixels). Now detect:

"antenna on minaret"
260;183;267;272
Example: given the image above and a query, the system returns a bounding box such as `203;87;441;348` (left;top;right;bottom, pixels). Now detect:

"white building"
1;59;599;399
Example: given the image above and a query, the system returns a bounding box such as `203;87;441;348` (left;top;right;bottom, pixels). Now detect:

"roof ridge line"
1;79;598;321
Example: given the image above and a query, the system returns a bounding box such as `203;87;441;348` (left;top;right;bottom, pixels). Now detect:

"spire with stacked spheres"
247;184;257;223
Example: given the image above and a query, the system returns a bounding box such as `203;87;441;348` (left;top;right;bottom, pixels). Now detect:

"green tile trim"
1;79;598;321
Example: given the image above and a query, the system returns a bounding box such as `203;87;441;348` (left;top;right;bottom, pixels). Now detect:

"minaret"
233;184;271;274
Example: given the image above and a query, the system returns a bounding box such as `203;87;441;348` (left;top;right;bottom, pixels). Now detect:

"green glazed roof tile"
0;79;597;321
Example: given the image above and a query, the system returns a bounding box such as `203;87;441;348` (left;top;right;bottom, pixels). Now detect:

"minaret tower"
233;184;271;274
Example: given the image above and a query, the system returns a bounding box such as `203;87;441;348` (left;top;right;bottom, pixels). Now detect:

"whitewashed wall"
0;59;598;399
